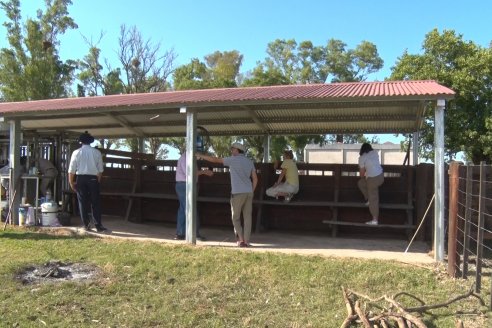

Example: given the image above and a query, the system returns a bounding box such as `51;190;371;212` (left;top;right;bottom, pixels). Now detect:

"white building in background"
304;142;413;165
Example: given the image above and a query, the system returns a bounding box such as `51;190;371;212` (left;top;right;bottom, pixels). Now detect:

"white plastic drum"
26;206;36;226
41;202;58;226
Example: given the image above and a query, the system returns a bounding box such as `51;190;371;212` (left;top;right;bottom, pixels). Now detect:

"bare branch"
354;300;371;328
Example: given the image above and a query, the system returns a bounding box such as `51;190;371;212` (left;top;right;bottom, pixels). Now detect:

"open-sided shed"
0;80;455;260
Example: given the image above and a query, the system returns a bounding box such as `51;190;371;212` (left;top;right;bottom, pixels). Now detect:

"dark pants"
76;175;102;228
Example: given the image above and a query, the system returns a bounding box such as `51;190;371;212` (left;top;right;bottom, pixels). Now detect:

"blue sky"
0;0;490;156
2;0;490;82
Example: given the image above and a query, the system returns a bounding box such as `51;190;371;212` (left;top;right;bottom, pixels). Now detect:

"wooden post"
255;163;268;233
331;165;341;237
447;162;460;277
133;159;142;223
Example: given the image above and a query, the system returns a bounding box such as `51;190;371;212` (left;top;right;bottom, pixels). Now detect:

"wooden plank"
259;200;413;210
99;148;154;160
322;220;416;229
197;196;229;203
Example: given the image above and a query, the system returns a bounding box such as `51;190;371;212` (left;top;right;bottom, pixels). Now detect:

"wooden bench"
254;163;415;238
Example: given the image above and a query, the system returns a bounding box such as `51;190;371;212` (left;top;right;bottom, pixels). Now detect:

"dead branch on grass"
339;286;484;328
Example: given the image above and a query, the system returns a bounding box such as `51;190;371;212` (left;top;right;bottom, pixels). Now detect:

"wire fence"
447;162;492;310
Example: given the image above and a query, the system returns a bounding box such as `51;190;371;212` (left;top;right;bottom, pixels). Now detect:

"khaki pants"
357;173;384;219
230;192;254;243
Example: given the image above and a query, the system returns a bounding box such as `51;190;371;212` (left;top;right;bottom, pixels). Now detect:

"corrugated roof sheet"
0;80;454;138
0;80;454;114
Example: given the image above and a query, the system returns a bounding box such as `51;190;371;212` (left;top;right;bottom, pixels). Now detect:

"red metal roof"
0;80;454;114
0;80;455;138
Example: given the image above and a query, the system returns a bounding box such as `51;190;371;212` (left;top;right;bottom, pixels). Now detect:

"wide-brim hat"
231;142;246;152
79;131;95;144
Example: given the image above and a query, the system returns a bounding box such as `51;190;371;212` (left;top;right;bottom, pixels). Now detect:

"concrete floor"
63;215;435;265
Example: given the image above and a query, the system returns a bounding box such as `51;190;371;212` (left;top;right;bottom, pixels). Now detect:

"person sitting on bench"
266;149;299;202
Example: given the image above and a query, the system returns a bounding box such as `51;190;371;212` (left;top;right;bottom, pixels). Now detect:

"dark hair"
359;143;373;155
79;131;94;144
283;150;294;159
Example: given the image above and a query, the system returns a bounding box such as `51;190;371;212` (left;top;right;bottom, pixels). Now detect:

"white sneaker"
364;201;370;206
365;219;378;225
284;194;293;203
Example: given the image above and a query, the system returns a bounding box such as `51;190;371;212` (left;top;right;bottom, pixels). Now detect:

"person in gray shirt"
198;142;258;247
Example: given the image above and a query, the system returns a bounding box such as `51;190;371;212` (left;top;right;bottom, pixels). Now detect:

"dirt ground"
54;215;436;265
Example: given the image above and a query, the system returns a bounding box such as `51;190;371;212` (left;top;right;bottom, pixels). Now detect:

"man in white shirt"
68;131;108;233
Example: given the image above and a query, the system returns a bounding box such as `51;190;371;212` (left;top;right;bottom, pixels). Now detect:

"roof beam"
105;112;145;137
242;106;269;133
22;114;418;132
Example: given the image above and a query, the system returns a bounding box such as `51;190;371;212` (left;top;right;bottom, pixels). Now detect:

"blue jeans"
175;182;200;236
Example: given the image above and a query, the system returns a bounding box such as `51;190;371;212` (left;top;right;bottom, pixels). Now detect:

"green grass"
0;227;489;328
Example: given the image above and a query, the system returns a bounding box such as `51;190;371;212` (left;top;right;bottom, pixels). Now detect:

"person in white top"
357;143;384;225
68;131;107;233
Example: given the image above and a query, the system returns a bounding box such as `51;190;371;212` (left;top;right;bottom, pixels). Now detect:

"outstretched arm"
197;154;224;164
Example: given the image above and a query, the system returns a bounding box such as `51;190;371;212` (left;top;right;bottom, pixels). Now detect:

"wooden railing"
63;156;435;239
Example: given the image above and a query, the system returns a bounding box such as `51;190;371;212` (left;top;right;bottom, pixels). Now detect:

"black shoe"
174;235;185;240
96;226;110;233
83;226;92;232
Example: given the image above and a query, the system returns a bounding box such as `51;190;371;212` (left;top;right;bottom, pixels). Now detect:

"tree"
115;25;176;155
171;51;244;158
210;136;235;158
117;25;176;94
0;0;78;101
146;137;169;160
325;39;383;82
241;64;289;87
242;38;384;160
325;134;377;144
204;50;243;87
77;33;104;96
172;58;211;90
390;29;492;163
173;50;244;90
